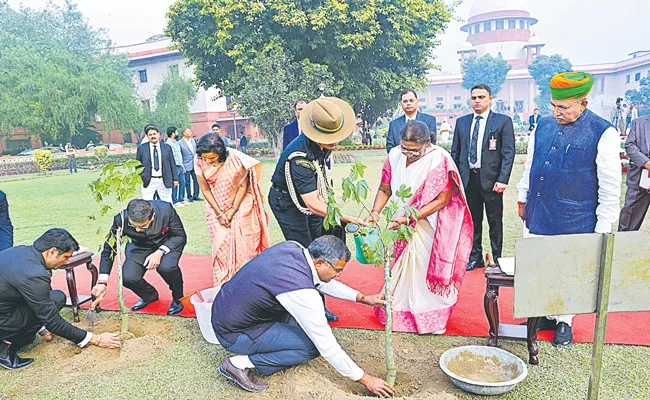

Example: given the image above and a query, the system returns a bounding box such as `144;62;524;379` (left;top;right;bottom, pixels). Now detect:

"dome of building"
469;0;531;20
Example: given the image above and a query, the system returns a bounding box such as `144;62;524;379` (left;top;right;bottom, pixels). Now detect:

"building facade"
421;0;650;132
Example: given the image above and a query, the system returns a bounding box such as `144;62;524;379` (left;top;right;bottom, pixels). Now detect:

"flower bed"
0;153;137;176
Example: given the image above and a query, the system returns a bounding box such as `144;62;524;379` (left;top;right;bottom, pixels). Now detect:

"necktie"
153;145;160;171
470;116;482;165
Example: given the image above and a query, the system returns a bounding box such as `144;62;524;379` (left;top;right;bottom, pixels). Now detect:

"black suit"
451;111;515;262
0;246;88;347
386;112;437;153
100;201;187;301
136;142;178;189
282;119;300;150
0;191;12;252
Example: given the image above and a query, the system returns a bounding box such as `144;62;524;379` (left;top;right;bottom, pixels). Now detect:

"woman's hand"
365;210;381;224
388;216;408;230
342;216;369;227
225;208;237;222
217;213;230;228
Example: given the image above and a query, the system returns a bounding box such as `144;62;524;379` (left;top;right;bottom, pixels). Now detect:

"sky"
7;0;650;72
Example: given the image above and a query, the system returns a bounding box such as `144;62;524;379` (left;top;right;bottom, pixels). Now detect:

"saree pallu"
195;149;270;286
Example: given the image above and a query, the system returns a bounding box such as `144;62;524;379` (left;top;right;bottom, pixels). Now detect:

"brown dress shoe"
219;358;268;392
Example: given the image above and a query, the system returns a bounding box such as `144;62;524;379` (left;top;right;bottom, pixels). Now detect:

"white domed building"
421;0;650;129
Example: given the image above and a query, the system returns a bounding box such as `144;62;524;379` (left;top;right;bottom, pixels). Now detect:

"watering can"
346;223;383;264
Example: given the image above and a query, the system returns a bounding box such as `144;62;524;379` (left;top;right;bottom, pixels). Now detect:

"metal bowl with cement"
439;345;528;396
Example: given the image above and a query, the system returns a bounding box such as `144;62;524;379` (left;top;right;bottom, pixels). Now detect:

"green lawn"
1;152;649;399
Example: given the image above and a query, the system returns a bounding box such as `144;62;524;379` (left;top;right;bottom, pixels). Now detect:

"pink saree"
195;149;270;286
375;146;473;334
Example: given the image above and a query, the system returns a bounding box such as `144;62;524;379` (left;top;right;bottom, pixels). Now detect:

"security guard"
269;96;366;321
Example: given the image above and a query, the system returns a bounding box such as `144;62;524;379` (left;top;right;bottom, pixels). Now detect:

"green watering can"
346;223;383;264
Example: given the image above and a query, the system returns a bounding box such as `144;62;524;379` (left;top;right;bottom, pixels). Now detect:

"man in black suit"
136;124;178;204
0;229;120;370
451;84;515;271
92;199;187;315
0;190;12;252
528;108;541;132
386;90;437;153
282;99;307;150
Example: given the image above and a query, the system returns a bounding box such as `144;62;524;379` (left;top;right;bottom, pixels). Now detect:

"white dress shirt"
405;111;418;123
149;143;162;177
468;109;491;169
517;125;621;233
275;249;364;381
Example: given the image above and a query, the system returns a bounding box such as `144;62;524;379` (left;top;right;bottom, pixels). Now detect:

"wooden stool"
484;268;542;365
58;251;99;322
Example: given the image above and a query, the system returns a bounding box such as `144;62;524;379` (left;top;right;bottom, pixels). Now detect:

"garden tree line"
528;54;573;116
166;0;455;150
0;0;196;145
461;54;512;96
626;77;650;112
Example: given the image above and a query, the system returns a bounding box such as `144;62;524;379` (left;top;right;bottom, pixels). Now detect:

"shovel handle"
91;293;105;308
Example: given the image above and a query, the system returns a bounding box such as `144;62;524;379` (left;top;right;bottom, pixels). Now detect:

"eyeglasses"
547;100;581;113
401;142;427;157
128;213;154;230
322;259;344;277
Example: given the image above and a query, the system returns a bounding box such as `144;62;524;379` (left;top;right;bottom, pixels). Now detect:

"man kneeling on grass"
212;236;394;397
0;229;120;370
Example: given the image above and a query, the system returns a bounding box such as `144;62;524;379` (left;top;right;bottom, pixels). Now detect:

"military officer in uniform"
269;96;366;321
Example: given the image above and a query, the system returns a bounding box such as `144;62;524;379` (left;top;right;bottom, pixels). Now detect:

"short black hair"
400;120;430;144
196;133;228;163
308;235;351;266
400;89;418;100
471;84;492;96
533;108;539;112
294;99;308;108
211;123;221;129
144;124;159;135
33;229;79;255
127;199;154;223
166;126;177;138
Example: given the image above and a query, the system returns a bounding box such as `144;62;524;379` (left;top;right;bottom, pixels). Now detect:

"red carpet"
52;255;650;346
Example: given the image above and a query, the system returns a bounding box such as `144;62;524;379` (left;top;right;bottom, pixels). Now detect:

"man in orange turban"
516;72;621;347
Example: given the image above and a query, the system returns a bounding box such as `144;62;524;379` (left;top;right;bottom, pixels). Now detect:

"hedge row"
0;153;136;176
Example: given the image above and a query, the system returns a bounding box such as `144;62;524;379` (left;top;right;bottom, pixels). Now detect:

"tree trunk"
115;227;129;333
383;249;396;386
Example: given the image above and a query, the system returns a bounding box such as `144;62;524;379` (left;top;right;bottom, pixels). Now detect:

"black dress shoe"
552;322;573;348
131;294;159;311
193;197;204;201
324;307;339;322
0;341;34;371
466;260;485;271
167;299;184;316
219;358;268;392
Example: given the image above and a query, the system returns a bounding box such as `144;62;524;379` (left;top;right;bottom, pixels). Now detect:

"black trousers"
466;171;504;262
269;187;324;248
123;248;184;302
2;290;66;348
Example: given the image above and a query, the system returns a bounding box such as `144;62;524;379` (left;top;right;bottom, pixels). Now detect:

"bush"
0;152;137;176
515;141;528;155
34;149;54;172
246;140;269;150
94;146;109;164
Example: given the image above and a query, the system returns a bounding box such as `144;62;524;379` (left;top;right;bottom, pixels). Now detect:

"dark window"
496;20;504;30
626;75;631;84
453;104;462;109
519;20;525;29
7;139;30;150
138;70;148;83
169;64;179;76
474;23;480;34
436;97;444;101
141;100;150;111
449;115;455;119
508;20;516;29
635;72;641;81
484;21;491;32
515;101;524;113
454;96;461;101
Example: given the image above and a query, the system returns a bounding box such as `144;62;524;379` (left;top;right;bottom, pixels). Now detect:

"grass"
1;152;649;399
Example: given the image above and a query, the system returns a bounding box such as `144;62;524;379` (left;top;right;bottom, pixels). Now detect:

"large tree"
166;0;454;130
528;54;573;115
151;73;197;132
0;1;142;141
235;50;340;154
461;54;512;96
626;77;650;113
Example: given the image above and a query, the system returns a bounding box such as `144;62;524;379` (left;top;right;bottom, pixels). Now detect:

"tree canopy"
166;0;454;128
150;72;197;132
626;77;650;113
0;0;142;141
528;54;573;115
461;54;512;96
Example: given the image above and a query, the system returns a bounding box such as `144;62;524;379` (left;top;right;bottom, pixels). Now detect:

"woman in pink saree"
370;121;473;334
195;133;270;286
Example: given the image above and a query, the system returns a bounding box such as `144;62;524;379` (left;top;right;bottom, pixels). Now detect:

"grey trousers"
618;186;650;231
